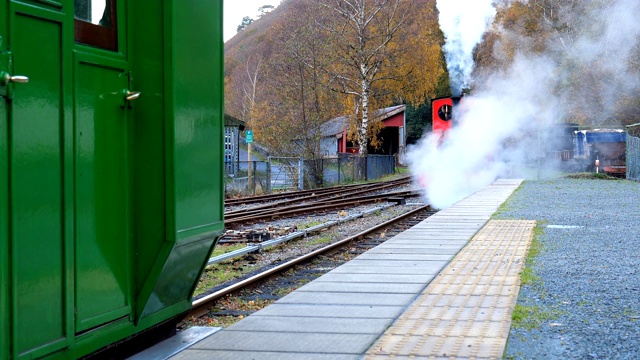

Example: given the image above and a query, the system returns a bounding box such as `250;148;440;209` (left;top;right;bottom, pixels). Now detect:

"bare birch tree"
241;55;264;127
314;0;412;155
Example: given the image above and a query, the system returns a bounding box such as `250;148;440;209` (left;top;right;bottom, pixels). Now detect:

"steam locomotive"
430;95;627;176
431;96;462;146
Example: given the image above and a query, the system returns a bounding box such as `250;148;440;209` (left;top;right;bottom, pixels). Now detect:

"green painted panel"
1;47;8;360
140;234;217;318
10;9;65;355
74;54;131;332
129;0;167;294
135;0;225;320
172;0;224;238
0;98;8;360
1;3;9;358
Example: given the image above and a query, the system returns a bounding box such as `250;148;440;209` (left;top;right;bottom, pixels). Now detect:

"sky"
224;0;283;42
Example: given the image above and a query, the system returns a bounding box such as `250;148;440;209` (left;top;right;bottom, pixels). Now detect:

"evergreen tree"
237;16;254;33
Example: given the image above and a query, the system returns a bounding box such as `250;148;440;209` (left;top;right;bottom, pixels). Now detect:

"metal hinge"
0;52;27;100
120;71;140;108
0;51;11;99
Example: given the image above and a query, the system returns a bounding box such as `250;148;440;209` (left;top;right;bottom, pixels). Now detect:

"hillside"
224;1;290;62
223;0;449;155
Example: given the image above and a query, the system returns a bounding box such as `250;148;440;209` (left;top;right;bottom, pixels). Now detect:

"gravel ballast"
494;178;640;359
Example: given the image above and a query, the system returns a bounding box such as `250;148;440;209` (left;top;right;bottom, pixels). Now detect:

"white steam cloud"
410;0;640;209
561;0;640;124
409;55;557;208
436;0;496;95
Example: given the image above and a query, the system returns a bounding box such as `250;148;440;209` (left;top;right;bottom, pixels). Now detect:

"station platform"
148;179;535;359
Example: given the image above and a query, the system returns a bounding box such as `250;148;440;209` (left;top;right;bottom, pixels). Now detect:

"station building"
320;105;407;164
224;114;246;176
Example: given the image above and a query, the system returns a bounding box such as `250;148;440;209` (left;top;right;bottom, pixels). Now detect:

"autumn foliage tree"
224;0;448;158
474;0;640;126
254;0;344;159
306;0;414;155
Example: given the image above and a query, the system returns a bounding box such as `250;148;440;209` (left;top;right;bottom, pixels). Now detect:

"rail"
189;205;432;315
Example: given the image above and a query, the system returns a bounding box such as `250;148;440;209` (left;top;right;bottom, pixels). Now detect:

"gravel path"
494;178;640;359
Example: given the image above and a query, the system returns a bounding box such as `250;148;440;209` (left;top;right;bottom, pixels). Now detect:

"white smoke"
436;0;496;95
409;55;558;208
410;0;640;209
560;0;640;124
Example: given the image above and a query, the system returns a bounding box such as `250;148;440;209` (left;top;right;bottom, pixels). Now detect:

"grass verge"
510;222;562;330
511;304;562;331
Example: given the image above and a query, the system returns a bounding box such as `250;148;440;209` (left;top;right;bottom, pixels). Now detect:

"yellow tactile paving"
364;220;535;360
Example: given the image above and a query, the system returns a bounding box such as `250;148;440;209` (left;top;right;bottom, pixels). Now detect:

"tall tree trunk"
242;55;263;125
313;0;410;156
359;73;370;155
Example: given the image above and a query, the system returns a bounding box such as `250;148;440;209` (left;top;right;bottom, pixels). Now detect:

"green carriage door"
3;1;68;358
73;0;134;333
1;0;134;355
0;0;9;357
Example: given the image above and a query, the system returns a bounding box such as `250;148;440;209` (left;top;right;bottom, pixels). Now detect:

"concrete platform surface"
168;179;532;360
364;219;535;359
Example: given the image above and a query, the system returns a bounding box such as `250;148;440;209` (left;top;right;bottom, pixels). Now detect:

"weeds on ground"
211;243;245;257
307;235;332;246
510;223;560;330
511;304;563;330
298;220;325;230
564;172;621;180
518;222;544;287
195;263;244;296
391;166;411;176
514;223;545;295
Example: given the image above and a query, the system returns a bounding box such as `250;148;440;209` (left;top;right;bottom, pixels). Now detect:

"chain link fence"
224;154;397;196
627;123;640;181
302;154;396;188
224;161;270;197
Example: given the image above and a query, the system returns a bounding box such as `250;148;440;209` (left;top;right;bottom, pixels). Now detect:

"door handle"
125;90;141;101
1;72;29;85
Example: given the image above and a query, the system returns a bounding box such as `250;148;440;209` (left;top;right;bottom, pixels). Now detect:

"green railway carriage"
0;0;224;358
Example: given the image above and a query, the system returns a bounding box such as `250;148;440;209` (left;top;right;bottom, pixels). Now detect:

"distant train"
430;96;627;176
1;1;224;358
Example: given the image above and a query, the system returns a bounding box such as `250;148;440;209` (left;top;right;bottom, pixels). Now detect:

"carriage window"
74;0;118;51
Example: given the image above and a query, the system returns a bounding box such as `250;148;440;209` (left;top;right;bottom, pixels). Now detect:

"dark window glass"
74;0;118;51
438;104;452;121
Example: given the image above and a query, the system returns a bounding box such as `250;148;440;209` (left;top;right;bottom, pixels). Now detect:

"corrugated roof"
225;114;246;130
321;105;406;137
320;116;350;137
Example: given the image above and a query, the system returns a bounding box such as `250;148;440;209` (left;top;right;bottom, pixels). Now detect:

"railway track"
184;204;436;325
224;189;420;225
225;176;412;209
223;176;417;229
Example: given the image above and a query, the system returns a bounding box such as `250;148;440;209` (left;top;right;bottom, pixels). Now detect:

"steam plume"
436;0;496;95
410;0;640;209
